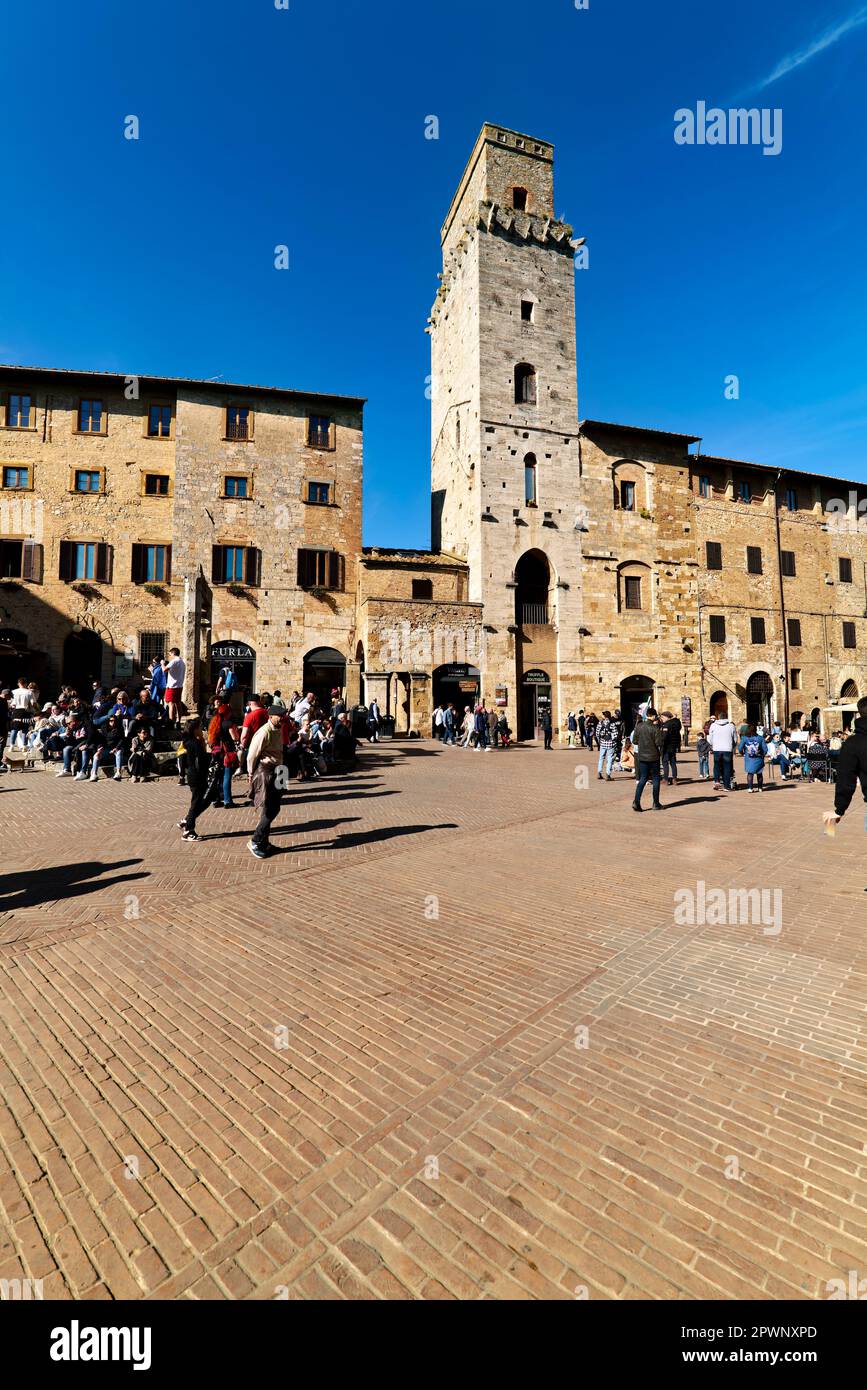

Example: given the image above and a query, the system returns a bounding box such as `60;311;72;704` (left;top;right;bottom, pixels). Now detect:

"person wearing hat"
247;699;287;858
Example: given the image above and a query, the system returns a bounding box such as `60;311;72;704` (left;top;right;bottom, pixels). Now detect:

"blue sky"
2;0;866;545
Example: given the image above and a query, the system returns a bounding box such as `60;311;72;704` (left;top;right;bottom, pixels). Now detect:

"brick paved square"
0;741;864;1300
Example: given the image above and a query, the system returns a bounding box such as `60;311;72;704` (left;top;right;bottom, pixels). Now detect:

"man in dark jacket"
178;716;221;841
540;707;553;750
660;712;682;786
825;700;867;830
632;712;666;811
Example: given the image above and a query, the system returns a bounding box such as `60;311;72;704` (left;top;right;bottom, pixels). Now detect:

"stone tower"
429;123;583;736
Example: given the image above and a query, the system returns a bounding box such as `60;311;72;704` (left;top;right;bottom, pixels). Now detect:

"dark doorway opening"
63;628;103;693
520;668;551;741
210;640;256;702
432;664;480;721
303;646;346;713
619;674;655;732
746;671;774;729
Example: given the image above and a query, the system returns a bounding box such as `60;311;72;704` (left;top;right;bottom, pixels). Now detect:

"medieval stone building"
0;122;864;735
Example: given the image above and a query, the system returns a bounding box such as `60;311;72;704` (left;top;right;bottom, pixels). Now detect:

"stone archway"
746;671;774;728
619;674;655;731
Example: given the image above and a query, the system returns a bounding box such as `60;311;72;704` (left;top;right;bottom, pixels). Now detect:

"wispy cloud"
756;5;867;90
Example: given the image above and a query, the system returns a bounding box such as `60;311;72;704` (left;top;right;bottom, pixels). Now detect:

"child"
696;729;711;780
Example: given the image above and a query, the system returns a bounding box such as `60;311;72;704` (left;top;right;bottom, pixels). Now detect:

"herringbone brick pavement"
0;741;864;1299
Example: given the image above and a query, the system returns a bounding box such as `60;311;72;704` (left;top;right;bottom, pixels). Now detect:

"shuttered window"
296;549;344;590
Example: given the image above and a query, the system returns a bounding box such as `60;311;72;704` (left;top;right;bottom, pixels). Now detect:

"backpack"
223;668;236;692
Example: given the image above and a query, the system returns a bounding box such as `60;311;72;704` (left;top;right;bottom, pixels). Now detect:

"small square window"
143;473;170;496
512;187;528;211
224;475;249;499
78;399;104;433
226;405;250;440
307;415;333;449
412;578;433;600
6;393;32;429
75;470;101;493
2;466;29;489
307;481;330;505
147;404;172;438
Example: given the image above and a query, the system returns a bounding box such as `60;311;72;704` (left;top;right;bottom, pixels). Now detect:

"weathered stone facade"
0;368;365;705
428;123;867;736
1;122;864;736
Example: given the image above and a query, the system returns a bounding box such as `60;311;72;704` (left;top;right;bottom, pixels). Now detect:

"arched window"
512;187;528;212
514;363;536;406
515;550;551;625
524;454;537;506
841;679;859;700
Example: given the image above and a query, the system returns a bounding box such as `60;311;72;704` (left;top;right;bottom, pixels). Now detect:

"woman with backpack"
738;723;768;793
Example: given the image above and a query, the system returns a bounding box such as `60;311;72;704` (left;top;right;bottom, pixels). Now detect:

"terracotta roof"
0;362;365;407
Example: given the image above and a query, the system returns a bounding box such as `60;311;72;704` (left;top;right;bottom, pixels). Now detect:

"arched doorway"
520;668;551;741
708;690;729;720
810;707;821;731
790;710;804;730
210;640;256;699
432;663;480;715
303;647;346;712
515;550;551;626
746;671;774;728
619;674;655;732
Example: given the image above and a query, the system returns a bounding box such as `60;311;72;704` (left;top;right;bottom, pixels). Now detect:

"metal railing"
521;603;549;625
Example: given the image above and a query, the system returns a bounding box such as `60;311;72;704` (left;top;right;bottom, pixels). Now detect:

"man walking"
577;710;587;748
367;698;381;742
162;647;186;727
708;711;739;790
248;699;287;858
632;710;666;811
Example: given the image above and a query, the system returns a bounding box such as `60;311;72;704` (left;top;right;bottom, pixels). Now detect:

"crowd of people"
432;701;512;749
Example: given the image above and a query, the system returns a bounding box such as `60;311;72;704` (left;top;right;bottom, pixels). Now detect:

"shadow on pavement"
0;859;148;912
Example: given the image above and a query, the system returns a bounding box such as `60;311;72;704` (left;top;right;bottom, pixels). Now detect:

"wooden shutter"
164;546;172;583
297;549;312;587
212;545;225;584
59;540;74;581
95;543;113;584
22;541;43;583
131;544;145;583
328;551;343;591
244;547;261;587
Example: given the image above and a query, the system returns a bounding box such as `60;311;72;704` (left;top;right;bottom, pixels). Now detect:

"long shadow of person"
283;822;459;853
0;859;148;913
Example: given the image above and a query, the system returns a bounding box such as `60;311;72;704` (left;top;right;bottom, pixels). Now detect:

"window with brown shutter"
839;557;853;583
705;541;722;570
624;576;642;610
750;616;766;644
843;621;856;649
21;541;42;583
746;546;762;575
244;547;261;587
709;615;726;643
787;618;802;646
297;549;343;590
59;540;75;581
780;550;796;577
